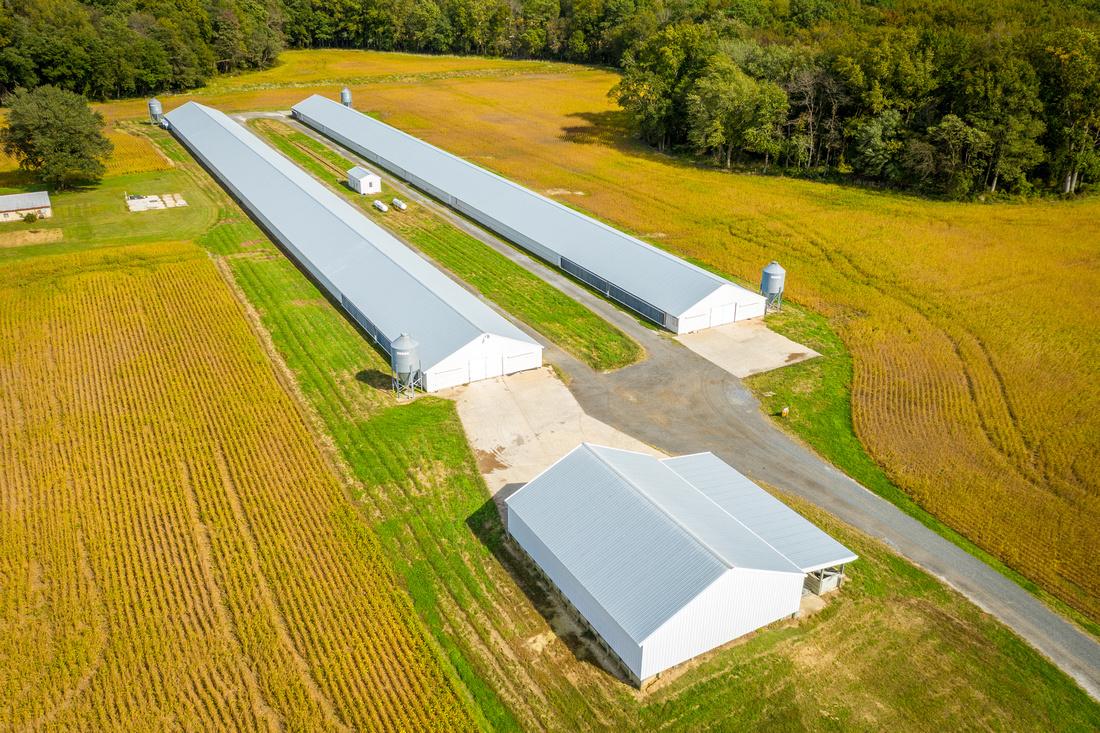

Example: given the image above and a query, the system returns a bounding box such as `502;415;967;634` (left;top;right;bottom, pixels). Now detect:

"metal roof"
508;445;731;643
347;165;376;179
0;191;50;212
663;452;858;573
292;95;763;318
165;102;536;372
586;445;803;574
506;444;853;644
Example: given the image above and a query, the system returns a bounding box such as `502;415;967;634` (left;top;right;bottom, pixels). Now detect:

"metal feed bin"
340;87;352;107
390;333;422;396
148;98;164;125
760;261;786;312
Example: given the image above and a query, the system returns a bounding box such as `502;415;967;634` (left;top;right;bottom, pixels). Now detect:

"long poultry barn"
291;95;766;334
165;102;542;391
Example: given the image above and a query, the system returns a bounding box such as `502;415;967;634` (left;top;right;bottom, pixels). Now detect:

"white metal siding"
508;507;644;678
734;298;766;320
640;567;803;679
424;335;544;391
504;444;855;683
675;312;711;334
0;207;51;221
674;284;766;334
168;103;542;392
292;96;768;331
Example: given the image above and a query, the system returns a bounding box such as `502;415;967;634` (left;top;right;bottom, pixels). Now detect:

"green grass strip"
250;118;643;372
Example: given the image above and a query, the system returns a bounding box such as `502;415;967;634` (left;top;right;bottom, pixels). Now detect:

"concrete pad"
125;193;188;212
676;319;819;378
798;591;826;618
449;367;661;497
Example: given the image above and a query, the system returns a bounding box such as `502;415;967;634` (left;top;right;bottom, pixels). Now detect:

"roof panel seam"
198;105;496;345
662;457;826;573
583;445;738;570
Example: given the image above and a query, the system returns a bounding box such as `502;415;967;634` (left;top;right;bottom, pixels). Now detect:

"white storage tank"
373;199;389;213
760;261;786;312
341;87;353;107
148;98;164;125
390;333;421;395
392;197;408;211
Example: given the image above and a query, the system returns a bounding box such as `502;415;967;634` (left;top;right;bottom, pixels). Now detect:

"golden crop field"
0;241;473;730
102;125;172;176
275;67;1100;622
94;50;558;124
0;124;170;182
204;48;553;92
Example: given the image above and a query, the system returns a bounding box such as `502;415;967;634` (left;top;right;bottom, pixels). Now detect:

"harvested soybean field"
275;64;1100;626
0;236;474;724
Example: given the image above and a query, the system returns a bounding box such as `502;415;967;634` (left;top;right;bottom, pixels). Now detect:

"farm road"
254;110;1100;700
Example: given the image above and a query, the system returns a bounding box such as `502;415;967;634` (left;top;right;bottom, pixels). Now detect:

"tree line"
0;0;282;99
611;8;1100;197
1;0;1098;196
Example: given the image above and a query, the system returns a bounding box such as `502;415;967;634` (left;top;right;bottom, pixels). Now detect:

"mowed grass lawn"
249;117;642;371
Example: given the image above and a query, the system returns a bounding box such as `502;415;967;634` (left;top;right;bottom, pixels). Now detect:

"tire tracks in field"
727;214;1048;493
178;459;284;731
23;523;109;731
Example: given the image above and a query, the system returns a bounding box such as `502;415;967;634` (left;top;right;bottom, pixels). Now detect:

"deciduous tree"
1;85;112;189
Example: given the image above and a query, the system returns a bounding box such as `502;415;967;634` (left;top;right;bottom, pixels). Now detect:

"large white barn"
291;95;766;334
165;102;542;391
506;444;856;685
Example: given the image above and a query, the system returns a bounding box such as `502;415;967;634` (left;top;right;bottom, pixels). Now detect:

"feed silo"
760;261;786;312
390;333;422;396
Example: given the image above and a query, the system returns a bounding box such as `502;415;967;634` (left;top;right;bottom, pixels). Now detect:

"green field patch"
0;167;215;264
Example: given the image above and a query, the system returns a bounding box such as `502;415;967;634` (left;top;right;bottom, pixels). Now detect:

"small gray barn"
0;191;52;222
506;444;856;685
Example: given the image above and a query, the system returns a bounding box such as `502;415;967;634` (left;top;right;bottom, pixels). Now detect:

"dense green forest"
2;0;1098;196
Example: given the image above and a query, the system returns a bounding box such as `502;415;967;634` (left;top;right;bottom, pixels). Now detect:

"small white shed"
347;166;381;195
506;444;857;686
